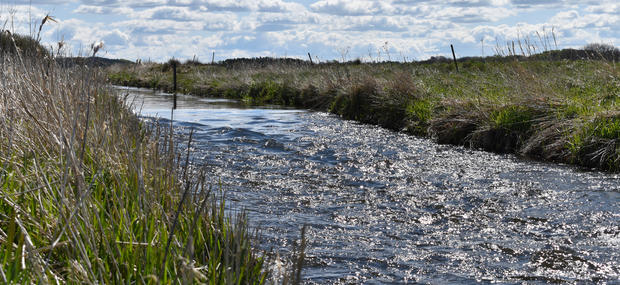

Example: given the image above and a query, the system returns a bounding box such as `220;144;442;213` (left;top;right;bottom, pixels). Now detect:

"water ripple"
124;87;620;284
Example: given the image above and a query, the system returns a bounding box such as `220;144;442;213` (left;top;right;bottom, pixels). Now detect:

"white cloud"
510;0;562;7
551;10;580;22
550;10;619;29
171;0;305;12
74;5;132;14
435;6;515;22
124;0;169;8
12;0;617;61
147;6;202;21
310;0;383;15
584;3;619;14
447;0;494;7
79;0;121;5
113;19;205;34
5;0;75;4
102;29;129;46
257;0;306;12
0;5;51;34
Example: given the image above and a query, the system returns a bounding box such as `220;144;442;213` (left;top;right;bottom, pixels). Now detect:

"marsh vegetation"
0;32;272;283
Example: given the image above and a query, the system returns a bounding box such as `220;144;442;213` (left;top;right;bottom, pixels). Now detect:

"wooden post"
172;61;177;110
450;44;459;72
211;51;215;64
308;52;313;64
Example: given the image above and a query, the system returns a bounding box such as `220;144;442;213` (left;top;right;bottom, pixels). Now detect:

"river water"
123;87;620;284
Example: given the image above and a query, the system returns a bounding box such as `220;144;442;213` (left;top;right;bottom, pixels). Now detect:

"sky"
0;0;617;62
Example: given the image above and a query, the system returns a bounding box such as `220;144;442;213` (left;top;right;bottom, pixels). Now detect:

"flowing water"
123;87;620;284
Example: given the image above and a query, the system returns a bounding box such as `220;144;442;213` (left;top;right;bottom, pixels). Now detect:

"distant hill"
1;31;134;67
0;31;49;57
56;56;134;68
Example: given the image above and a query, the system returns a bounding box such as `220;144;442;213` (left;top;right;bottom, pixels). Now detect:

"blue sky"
1;0;617;62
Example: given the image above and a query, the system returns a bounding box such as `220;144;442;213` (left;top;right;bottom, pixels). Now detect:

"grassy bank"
0;38;268;282
108;54;620;172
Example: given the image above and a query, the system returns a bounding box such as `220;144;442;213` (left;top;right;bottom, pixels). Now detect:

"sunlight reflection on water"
121;86;620;284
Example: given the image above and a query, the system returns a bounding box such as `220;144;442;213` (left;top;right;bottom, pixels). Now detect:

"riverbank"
108;56;620;172
0;41;267;282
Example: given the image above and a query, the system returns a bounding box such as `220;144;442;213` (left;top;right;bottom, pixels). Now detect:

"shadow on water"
121;86;620;284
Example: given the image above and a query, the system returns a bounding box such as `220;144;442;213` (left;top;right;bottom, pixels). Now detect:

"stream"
123;87;619;284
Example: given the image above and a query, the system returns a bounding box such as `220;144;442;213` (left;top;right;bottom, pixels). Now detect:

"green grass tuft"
491;105;535;132
405;99;435;135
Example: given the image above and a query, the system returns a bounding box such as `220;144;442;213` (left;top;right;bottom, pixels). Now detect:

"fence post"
172;60;177;110
212;51;215;65
451;44;459;72
308;52;313;64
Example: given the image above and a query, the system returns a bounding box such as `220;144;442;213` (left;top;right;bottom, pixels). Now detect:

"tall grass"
0;35;268;282
108;46;620;171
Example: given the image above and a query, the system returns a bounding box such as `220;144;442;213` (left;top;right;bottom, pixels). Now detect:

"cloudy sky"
0;0;617;62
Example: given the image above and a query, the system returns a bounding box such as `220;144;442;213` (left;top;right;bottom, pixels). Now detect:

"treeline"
165;44;620;69
421;43;619;64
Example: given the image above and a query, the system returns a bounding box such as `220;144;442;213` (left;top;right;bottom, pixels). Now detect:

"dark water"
123;87;620;284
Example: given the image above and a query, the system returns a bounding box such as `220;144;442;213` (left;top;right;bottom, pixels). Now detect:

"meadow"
0;32;286;283
108;48;620;171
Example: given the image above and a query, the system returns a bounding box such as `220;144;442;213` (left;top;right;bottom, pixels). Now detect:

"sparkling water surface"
123;87;620;284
